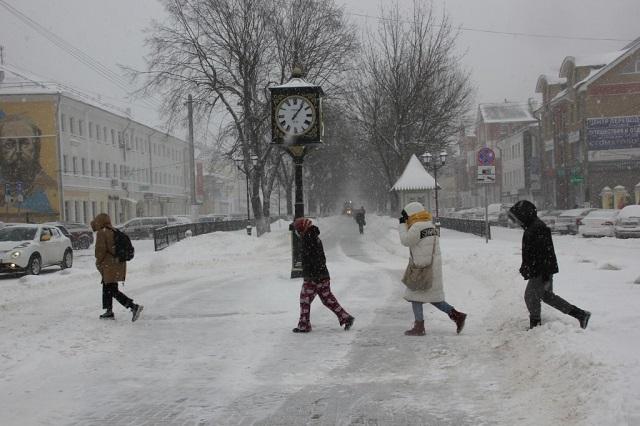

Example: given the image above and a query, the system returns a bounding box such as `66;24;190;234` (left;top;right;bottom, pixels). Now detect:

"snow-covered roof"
559;50;628;78
478;102;537;124
271;77;321;90
391;154;436;191
535;71;566;93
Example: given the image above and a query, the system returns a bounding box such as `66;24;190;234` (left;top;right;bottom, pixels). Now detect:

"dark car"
46;222;94;249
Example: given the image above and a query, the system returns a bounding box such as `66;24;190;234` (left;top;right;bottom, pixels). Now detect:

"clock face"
275;95;316;136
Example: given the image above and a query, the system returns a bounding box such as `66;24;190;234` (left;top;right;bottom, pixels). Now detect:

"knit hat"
293;217;313;234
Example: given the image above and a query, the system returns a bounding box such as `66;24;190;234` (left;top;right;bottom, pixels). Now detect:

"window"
70;117;75;134
105;162;110;178
78;120;84;136
64;201;71;221
120;165;124;179
81;158;87;175
118;131;123;146
113;164;117;178
90;160;95;176
111;129;116;145
98;161;103;178
83;201;89;224
92;201;97;219
72;156;78;174
100;201;104;215
74;201;81;223
63;155;68;173
89;122;94;139
61;114;66;132
103;126;108;142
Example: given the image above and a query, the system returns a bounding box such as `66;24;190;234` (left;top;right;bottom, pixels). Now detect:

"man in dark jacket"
508;200;590;329
292;217;354;333
354;207;366;234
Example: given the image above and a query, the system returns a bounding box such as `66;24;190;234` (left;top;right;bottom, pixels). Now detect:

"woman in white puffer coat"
399;202;467;336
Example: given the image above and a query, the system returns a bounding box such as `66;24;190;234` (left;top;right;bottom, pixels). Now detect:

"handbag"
401;239;436;291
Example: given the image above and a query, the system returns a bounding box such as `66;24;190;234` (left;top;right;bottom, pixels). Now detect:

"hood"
402;201;433;228
0;240;32;251
91;213;112;231
508;200;537;228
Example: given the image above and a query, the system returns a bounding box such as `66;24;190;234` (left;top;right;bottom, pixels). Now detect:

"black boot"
529;317;541;329
448;309;467;334
130;304;144;322
569;306;591;329
100;309;114;320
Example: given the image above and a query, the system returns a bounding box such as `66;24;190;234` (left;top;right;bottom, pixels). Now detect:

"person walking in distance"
292;217;354;333
91;213;143;322
354;206;366;234
399;202;467;336
508;200;591;329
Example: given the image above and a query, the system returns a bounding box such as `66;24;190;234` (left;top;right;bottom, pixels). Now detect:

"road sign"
477;147;496;166
477;166;496;183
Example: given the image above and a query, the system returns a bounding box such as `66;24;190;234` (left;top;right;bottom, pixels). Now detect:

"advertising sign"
586;116;640;151
0;100;60;218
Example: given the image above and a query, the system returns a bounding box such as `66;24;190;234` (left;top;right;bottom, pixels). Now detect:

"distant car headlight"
10;251;21;258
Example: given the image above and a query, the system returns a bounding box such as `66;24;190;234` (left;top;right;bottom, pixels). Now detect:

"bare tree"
352;1;473;211
134;0;357;234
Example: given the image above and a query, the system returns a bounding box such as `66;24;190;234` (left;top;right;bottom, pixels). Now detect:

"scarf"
407;210;432;228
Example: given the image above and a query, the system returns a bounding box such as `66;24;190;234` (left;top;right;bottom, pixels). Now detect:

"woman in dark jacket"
508;200;590;329
292;217;354;333
92;213;143;322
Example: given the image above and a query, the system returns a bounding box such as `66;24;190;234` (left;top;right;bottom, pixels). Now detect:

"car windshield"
0;227;37;242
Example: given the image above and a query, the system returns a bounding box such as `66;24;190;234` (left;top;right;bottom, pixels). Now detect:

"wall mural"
0;100;59;220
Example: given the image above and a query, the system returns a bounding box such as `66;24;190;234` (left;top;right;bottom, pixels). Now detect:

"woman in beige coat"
399;202;466;336
91;213;143;321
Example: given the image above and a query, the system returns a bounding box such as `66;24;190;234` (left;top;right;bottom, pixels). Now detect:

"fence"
153;220;252;251
153;216;292;251
438;217;491;238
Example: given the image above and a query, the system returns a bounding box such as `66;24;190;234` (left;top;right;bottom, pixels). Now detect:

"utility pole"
187;94;198;219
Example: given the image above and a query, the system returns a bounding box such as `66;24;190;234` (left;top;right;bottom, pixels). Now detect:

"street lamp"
420;150;448;224
233;155;258;221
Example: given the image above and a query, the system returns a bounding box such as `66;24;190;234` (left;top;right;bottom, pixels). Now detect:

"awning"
120;197;138;204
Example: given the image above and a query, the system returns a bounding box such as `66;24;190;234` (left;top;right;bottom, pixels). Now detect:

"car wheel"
27;253;42;275
79;235;91;249
61;249;73;269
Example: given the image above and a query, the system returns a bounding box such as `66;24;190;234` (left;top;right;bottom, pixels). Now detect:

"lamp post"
420;150;448;224
233;155;258;221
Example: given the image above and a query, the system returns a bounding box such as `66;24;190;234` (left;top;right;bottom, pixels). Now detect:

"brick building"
536;38;640;209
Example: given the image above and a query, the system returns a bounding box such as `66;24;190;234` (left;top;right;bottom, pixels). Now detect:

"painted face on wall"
0;117;42;190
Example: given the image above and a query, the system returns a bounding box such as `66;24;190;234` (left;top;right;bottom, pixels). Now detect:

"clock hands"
291;102;305;121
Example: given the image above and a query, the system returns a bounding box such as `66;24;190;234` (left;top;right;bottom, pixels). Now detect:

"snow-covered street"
1;216;639;425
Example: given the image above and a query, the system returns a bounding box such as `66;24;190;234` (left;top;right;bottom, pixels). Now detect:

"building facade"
0;69;191;224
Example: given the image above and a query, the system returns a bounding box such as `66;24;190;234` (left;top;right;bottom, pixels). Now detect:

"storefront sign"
586;116;640;151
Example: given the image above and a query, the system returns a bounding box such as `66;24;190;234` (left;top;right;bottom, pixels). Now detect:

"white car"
579;209;619;237
0;224;73;275
614;205;640;239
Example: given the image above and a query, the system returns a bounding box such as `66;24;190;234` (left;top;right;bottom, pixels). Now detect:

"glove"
399;210;408;224
399;216;406;224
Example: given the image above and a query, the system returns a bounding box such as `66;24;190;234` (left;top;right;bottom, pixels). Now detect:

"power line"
345;11;634;43
0;0;163;111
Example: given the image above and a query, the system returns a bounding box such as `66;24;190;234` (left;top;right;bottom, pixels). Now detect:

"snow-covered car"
579;209;619;237
0;224;73;275
554;208;596;235
539;210;563;232
614;205;640;239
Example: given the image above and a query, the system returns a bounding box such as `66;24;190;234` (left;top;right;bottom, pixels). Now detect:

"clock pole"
268;66;324;279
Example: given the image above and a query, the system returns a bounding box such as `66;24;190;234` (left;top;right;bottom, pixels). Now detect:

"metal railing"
438;217;490;238
153;220;251;251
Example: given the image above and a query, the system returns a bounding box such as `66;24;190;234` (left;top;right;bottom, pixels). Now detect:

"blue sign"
477;147;495;166
586;116;640;151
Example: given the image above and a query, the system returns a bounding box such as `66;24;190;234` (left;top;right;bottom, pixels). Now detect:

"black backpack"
112;228;135;262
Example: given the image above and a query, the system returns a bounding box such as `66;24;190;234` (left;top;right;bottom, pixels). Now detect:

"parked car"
614;205;640;238
0;224;73;275
46;222;94;249
579;209;619;237
555;208;597;235
118;216;180;239
539;210;564;232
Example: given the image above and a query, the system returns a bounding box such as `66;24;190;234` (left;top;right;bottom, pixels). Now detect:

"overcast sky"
1;0;639;135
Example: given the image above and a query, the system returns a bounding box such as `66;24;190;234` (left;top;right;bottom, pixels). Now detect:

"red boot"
404;320;425;336
449;309;467;334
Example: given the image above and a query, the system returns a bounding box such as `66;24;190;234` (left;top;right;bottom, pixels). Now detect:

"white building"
0;65;191;224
